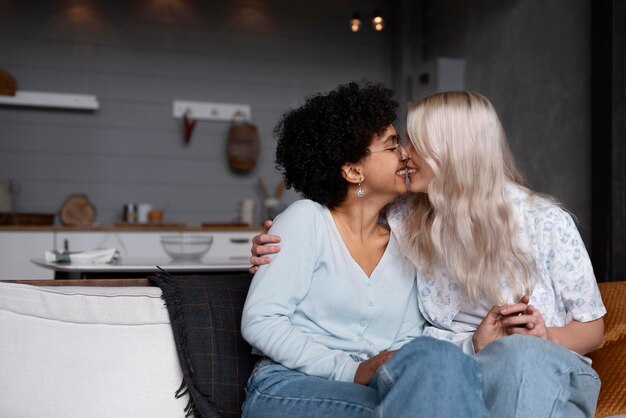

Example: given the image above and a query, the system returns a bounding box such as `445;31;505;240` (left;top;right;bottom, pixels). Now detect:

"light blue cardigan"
241;199;424;382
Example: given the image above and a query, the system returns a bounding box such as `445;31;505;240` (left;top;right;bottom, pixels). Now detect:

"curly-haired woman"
240;83;489;418
250;90;605;418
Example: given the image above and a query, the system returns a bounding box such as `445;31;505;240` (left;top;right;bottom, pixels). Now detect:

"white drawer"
207;231;255;259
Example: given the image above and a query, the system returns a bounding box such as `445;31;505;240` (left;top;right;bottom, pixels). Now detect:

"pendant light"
350;12;362;32
372;11;384;31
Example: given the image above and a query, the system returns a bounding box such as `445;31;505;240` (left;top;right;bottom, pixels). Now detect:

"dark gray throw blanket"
149;271;258;418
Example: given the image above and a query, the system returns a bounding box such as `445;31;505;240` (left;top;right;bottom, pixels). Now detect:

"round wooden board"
59;194;96;226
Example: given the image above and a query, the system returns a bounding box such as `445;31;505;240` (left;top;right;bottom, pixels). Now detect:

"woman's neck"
329;198;391;277
329;199;386;240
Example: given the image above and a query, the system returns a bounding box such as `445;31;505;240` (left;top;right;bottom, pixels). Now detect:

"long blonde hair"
404;91;534;306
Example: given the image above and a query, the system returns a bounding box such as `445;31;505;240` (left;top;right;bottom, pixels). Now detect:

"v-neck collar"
322;206;394;280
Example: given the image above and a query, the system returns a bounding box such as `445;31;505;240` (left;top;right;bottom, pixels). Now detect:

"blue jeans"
242;337;489;418
475;335;601;418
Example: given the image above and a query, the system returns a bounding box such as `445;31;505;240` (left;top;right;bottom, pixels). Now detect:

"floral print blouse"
387;184;606;358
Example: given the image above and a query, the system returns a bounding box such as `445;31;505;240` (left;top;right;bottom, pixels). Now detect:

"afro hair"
274;81;397;207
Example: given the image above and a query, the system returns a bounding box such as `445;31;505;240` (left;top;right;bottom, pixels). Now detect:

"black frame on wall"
591;0;626;282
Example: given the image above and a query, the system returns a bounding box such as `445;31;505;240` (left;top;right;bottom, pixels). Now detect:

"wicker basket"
226;122;260;173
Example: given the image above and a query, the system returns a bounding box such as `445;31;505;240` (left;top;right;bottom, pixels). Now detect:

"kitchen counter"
31;256;250;279
1;227;259;280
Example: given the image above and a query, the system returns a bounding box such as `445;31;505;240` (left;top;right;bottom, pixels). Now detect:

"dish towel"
44;248;118;264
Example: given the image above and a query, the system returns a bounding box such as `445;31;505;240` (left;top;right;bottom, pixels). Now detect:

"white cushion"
0;282;188;417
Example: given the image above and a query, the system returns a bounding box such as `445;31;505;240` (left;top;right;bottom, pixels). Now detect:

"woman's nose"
398;145;409;162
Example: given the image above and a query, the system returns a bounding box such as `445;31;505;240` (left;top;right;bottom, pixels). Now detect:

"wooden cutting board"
59;194;96;226
114;222;186;229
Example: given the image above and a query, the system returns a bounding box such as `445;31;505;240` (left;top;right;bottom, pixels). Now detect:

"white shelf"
173;100;250;122
0;91;99;110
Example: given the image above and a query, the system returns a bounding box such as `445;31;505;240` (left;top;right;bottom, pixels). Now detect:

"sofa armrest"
589;281;626;418
0;280;188;417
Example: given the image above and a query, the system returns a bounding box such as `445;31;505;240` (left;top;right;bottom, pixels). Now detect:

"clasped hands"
472;295;548;353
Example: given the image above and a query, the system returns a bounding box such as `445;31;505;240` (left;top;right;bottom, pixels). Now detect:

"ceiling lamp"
372;11;384;31
350;13;362;32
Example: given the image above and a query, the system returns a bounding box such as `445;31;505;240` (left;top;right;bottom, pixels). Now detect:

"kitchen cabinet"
55;231;255;259
55;232;166;259
0;232;55;279
0;228;257;280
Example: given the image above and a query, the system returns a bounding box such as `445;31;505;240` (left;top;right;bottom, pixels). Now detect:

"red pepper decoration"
183;109;197;145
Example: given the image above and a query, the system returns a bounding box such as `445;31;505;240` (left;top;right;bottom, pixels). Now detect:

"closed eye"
384;144;400;152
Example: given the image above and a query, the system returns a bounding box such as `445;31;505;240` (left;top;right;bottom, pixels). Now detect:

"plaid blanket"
149;272;257;418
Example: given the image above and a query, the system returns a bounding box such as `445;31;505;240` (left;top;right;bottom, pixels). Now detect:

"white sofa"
3;279;626;418
0;281;188;417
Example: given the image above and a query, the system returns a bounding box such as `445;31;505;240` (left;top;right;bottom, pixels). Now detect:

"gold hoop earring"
355;182;364;198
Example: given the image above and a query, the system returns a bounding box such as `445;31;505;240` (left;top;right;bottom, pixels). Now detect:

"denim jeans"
242;337;489;418
475;335;601;418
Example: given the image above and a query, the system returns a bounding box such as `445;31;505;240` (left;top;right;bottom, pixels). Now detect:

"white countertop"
31;256;250;273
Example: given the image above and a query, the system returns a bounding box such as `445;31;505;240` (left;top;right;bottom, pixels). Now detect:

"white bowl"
160;235;213;260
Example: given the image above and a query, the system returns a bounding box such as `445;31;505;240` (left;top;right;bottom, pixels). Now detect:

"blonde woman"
250;90;606;418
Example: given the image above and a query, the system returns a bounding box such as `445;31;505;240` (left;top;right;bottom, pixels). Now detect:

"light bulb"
372;13;384;31
350;13;361;32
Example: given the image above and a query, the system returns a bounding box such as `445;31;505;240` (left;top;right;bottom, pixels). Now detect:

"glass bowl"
160;235;213;260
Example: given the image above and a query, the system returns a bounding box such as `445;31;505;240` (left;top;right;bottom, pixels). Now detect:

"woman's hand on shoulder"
354;351;396;385
249;220;282;273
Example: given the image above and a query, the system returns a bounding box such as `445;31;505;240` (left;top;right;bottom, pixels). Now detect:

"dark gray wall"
423;0;593;245
0;0;393;225
0;0;594;250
